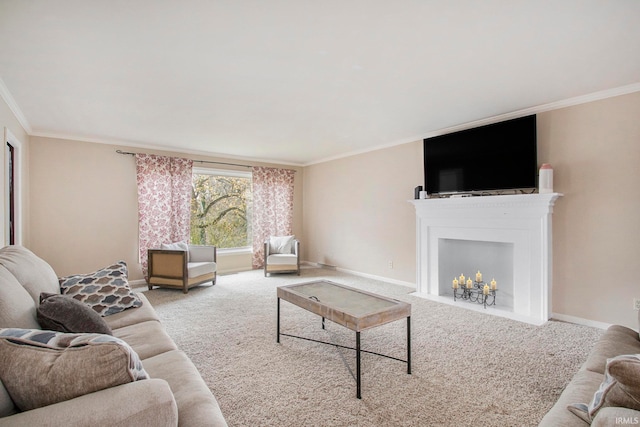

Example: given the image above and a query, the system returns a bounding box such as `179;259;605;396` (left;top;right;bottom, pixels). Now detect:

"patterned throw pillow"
58;261;142;317
568;354;640;423
0;328;148;411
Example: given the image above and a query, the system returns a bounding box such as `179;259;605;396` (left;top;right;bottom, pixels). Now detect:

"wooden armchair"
264;236;300;277
147;244;217;293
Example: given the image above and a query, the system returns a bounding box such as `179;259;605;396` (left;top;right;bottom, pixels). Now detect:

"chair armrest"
147;250;187;280
188;245;217;263
293;239;300;256
0;379;177;427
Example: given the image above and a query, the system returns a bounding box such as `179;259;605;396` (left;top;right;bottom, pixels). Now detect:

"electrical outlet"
634;298;640;311
388;260;393;269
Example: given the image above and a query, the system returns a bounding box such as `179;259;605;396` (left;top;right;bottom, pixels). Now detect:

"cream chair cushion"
188;262;216;278
266;254;298;266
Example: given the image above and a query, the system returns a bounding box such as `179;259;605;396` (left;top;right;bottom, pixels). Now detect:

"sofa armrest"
0;379;177;427
592;407;640;427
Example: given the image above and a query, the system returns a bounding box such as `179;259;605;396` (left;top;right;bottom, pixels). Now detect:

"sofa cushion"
37;293;113;335
538;369;603;427
0;328;148;411
0;378;16;418
584;326;640;375
143;350;227;426
0;246;60;304
103;292;160;330
59;261;143;317
569;354;640;423
0;379;178;427
268;236;295;254
112;320;178;360
0;266;40;330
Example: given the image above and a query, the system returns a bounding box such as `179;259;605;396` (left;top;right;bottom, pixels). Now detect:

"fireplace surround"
410;193;562;325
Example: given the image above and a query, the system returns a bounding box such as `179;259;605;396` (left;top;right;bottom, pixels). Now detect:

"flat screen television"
423;115;537;195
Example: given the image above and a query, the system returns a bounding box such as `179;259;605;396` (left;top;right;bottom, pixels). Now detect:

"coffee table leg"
407;316;411;375
322;317;325;330
356;331;361;399
277;297;280;343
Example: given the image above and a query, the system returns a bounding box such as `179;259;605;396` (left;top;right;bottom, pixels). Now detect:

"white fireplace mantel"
410;193;562;325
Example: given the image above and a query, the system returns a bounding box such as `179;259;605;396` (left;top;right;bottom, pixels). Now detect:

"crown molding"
29;130;305;167
5;79;640;168
303;82;640;167
0;77;32;134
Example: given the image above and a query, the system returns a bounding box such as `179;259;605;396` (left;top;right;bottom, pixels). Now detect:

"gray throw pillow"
37;293;112;335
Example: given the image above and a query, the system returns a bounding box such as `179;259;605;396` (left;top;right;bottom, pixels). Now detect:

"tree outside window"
190;169;252;249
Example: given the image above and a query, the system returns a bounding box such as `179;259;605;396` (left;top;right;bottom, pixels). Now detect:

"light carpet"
141;266;603;427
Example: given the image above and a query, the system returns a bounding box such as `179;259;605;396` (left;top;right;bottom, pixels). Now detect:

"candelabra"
452;273;497;309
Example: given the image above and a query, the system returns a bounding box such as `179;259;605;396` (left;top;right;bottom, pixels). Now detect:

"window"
190;168;252;250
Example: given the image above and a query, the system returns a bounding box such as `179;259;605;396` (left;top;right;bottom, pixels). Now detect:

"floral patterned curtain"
136;154;193;276
251;166;296;269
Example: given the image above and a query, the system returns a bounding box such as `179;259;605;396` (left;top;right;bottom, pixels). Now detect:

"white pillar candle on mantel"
539;163;553;194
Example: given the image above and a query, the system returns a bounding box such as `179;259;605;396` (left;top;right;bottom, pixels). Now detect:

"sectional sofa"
0;245;227;426
539;314;640;426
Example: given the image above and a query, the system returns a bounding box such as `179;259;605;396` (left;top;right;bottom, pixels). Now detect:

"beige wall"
28;137;303;280
303;91;640;328
537;91;640;328
302;142;422;285
10;88;640;328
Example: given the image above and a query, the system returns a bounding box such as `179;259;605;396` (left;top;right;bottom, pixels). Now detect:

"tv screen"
423;115;537;195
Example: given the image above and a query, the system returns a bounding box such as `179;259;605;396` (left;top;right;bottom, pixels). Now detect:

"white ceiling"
1;1;639;166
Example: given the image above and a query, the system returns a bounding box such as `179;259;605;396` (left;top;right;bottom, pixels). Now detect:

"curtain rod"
116;149;253;169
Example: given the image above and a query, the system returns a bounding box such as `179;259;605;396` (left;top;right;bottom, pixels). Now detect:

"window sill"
217;247;252;256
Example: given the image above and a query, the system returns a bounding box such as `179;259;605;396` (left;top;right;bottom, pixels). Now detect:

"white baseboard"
218;267;255;275
551;312;611;330
130;279;147;286
303;261;415;288
335;267;416;288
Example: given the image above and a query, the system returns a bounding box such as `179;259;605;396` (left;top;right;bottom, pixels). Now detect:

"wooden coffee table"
277;280;411;398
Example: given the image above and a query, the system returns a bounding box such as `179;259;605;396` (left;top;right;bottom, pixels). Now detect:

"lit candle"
452;278;459;289
483;284;490;295
491;279;497;290
466;278;473;289
476;270;482;282
459;274;465;284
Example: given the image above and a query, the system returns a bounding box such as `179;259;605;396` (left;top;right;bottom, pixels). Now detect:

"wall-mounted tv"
423;115;537;195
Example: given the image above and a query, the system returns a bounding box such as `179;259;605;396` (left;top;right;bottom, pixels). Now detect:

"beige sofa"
0;245;227;426
539;316;640;426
